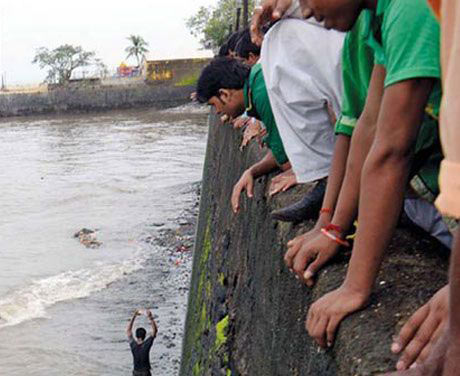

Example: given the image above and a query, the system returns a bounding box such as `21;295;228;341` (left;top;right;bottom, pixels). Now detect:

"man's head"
300;0;365;32
235;29;261;66
135;327;147;341
218;42;230;57
224;31;244;57
196;57;250;119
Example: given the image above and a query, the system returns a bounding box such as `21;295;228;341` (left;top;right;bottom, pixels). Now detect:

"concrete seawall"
0;84;194;117
180;112;449;375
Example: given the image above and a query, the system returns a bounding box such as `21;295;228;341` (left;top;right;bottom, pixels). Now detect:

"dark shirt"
129;335;154;371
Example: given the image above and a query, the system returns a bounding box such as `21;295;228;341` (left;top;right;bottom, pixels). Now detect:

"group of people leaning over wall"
194;0;459;374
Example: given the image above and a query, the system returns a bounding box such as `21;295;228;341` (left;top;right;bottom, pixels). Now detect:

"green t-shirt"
335;10;375;137
243;64;289;165
341;0;443;198
365;0;442;118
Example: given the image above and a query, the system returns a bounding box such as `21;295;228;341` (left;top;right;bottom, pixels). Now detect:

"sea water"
0;105;208;375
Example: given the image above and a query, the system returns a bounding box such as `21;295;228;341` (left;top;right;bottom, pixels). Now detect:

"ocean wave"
160;103;208;114
0;257;145;329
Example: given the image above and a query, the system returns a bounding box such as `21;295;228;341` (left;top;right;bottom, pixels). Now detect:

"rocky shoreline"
140;182;201;375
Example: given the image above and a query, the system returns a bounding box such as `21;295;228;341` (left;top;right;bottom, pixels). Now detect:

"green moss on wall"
215;315;229;348
192;361;202;376
175;73;199;87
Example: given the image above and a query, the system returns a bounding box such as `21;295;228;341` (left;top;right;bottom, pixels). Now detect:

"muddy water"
0;105;208;375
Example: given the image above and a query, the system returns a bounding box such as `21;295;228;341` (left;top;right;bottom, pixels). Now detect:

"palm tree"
125;35;149;67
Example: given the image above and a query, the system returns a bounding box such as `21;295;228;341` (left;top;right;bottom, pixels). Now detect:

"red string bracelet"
320;228;350;247
319;208;332;215
324;223;344;234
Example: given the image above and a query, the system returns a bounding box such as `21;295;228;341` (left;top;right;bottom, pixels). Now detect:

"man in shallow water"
126;309;158;376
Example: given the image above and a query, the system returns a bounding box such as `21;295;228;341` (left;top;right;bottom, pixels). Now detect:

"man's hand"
381;329;450;376
240;120;263;150
391;285;448;370
284;213;332;269
251;0;314;45
269;169;297;196
250;0;292;45
286;233;340;287
231;170;255;213
306;285;369;348
233;116;251;130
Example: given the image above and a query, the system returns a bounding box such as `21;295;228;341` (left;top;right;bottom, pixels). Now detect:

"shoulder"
382;0;438;29
249;64;263;86
128;337;137;349
145;336;155;347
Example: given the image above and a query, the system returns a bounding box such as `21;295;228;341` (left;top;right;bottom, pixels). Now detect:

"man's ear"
218;88;231;103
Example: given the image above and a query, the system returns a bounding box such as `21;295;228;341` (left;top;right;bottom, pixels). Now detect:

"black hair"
218;42;229;57
196;57;251;103
235;29;261;59
135;327;146;340
226;31;244;53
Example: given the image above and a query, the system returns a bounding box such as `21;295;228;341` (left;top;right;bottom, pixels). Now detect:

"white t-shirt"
261;18;344;183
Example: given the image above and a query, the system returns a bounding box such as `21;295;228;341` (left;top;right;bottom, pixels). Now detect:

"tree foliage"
32;44;97;84
125;35;149;66
186;0;256;51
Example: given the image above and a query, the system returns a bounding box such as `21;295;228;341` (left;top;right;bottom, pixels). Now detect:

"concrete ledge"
180;113;448;376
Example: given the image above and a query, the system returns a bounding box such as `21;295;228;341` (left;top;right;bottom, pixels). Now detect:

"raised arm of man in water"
146;310;158;339
126;309;141;338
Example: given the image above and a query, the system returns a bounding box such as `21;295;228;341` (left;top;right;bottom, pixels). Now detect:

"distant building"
141;57;211;87
117;62;141;78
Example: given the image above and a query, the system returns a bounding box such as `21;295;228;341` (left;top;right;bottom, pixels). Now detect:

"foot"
270;178;326;222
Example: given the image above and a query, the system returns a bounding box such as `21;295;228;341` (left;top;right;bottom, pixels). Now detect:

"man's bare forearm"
248;150;279;178
321;135;350;219
329;65;384;231
343;151;410;294
150;317;158;338
342;78;434;295
126;311;138;336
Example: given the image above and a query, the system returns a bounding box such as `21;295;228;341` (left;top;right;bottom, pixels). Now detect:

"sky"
0;0;218;85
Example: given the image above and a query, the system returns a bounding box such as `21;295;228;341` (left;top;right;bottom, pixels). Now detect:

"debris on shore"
73;228;102;249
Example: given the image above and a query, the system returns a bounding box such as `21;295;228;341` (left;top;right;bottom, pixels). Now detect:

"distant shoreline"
0;82;195;118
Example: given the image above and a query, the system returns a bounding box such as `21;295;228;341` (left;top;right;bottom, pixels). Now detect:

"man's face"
300;0;363;32
208;89;245;119
235;54;258;68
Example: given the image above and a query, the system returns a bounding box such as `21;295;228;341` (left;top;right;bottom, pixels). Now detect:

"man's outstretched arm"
231;150;287;213
307;77;435;348
285;65;385;286
126;309;140;338
147;310;158;339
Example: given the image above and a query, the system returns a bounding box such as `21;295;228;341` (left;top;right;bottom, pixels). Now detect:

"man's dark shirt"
129;335;154;371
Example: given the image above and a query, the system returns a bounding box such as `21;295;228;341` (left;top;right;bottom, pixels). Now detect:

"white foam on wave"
160;103;208;114
0;255;145;329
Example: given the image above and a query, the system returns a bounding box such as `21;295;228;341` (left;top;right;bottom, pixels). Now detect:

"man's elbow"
374;142;412;165
367;143;413;175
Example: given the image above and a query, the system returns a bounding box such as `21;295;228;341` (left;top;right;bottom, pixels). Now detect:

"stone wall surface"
180;112;449;376
0;83;194;117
